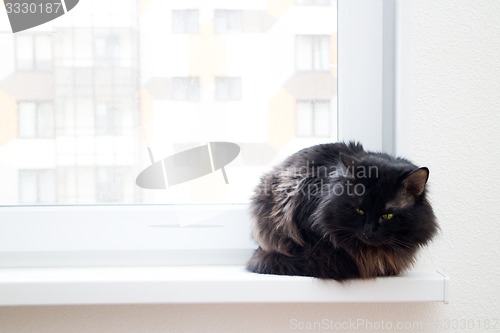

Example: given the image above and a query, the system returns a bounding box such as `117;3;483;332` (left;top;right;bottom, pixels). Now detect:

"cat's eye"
355;208;365;216
381;213;394;221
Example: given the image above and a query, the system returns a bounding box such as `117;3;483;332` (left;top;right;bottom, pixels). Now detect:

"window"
0;0;405;267
94;33;121;65
96;167;128;202
15;34;53;71
172;77;200;101
19;170;56;203
214;10;242;33
96;104;122;135
215;77;242;101
296;100;331;137
295;35;330;71
72;29;94;67
56;99;97;136
56;167;95;203
18;102;54;138
172;10;199;34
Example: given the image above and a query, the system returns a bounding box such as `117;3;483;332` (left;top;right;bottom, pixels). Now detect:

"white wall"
1;0;500;332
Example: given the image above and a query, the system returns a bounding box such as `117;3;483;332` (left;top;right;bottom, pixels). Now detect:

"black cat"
247;142;438;281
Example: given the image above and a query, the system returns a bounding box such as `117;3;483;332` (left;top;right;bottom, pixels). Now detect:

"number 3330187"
5;2;62;14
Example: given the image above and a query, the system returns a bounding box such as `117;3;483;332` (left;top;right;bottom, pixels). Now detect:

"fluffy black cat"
246;142;438;280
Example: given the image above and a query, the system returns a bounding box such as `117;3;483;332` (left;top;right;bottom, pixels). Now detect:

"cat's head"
314;153;438;253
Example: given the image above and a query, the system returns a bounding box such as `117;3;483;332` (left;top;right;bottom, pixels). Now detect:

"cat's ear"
340;153;359;176
402;167;429;196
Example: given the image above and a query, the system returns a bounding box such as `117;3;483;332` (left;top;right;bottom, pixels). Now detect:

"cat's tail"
246;247;360;282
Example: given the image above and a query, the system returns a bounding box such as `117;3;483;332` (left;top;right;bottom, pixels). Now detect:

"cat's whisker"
392;235;416;247
390;238;415;252
310;233;330;253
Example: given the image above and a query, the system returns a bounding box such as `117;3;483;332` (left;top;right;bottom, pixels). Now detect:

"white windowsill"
0;266;449;306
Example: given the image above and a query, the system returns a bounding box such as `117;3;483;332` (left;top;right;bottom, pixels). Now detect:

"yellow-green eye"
355;208;365;216
382;213;394;221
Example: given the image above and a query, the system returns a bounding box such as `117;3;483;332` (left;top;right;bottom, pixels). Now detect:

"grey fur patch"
250;167;307;255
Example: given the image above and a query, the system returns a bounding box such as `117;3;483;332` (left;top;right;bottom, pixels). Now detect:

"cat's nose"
363;224;373;239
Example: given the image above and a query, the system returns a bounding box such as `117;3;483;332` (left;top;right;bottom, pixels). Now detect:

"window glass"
172;77;201;101
17;101;54;138
74;30;93;67
96;104;121;135
0;0;338;205
34;35;52;70
19;170;38;203
296;35;330;71
37;102;55;138
314;101;331;137
18;102;37;138
172;10;199;34
38;170;57;202
296;100;331;137
296;101;313;137
215;77;242;101
19;170;56;203
15;35;34;71
214;10;242;33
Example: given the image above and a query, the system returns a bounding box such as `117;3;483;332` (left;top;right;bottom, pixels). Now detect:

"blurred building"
0;0;337;204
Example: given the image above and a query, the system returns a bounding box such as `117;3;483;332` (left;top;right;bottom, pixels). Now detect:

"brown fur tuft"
350;247;417;278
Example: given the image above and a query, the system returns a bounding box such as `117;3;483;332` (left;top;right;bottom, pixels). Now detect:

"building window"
295;35;330;71
19;169;56;203
96;167;126;202
296;100;331;137
172;10;199;34
214;10;242;33
18;102;54;138
215;77;242;101
96;104;122;135
55;99;96;136
15;34;52;71
94;33;121;65
296;0;332;5
172;77;200;101
57;167;97;203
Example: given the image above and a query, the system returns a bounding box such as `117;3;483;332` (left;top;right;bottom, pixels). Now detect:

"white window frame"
0;0;412;268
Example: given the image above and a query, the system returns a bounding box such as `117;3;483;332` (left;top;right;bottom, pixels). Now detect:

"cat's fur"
246;142;438;281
